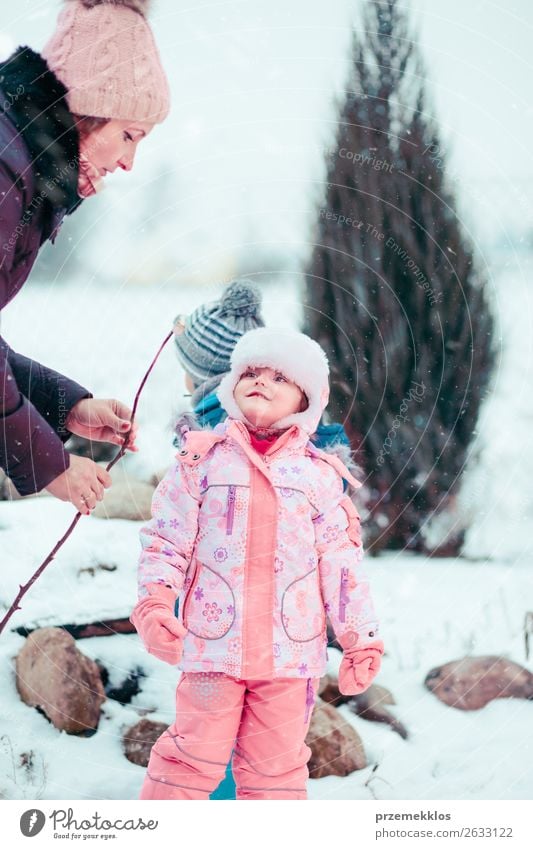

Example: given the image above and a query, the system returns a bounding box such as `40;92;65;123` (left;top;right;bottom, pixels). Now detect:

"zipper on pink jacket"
226;485;236;535
339;567;350;623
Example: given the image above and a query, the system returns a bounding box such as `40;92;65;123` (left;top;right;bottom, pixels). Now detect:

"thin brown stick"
0;330;173;636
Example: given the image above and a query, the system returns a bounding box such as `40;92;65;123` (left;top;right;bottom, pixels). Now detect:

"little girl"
131;328;383;800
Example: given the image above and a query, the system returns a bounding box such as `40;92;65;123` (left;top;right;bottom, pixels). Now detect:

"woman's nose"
117;148;137;172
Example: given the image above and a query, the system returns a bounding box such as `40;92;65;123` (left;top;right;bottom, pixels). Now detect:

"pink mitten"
337;631;384;695
130;584;187;665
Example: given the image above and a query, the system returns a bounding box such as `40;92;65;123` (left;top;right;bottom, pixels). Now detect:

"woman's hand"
65;398;138;451
45;454;112;514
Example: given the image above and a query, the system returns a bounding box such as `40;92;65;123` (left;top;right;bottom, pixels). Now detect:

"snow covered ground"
0;531;531;801
0;269;532;801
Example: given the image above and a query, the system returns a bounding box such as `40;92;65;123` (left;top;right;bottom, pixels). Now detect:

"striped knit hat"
173;280;264;384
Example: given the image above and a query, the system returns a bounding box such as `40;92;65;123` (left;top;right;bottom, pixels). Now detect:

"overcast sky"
415;0;532;239
0;0;531;260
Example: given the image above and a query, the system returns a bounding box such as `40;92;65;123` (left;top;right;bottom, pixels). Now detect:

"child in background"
172;280;265;431
131;327;383;800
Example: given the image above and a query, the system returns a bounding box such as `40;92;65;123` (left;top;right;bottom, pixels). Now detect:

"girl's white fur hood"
216;328;330;434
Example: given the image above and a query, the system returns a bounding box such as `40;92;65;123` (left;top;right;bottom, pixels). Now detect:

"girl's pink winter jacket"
137;418;380;680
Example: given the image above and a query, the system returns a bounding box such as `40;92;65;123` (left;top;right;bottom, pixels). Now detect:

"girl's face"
233;366;307;428
78;118;155;196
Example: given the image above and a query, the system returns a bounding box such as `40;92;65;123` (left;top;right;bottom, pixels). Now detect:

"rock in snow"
92;481;155;521
306;698;366;778
123;718;168;767
425;655;533;710
15;627;106;734
351;684;409;740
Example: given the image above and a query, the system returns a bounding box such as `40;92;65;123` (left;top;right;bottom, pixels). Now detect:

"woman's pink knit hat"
42;0;170;124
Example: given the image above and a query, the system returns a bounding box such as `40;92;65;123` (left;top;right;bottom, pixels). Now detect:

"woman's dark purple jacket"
0;47;91;495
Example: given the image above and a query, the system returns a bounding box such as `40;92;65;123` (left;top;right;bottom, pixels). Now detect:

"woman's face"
234;366;307;428
78;118;154;196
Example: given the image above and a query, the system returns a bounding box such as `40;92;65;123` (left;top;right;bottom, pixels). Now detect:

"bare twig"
0;330;172;636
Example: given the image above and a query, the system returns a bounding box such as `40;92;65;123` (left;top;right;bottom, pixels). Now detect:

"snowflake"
194;586;204;601
157;519;166;529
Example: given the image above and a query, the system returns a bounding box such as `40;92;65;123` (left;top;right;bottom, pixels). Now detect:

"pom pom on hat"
219;280;262;318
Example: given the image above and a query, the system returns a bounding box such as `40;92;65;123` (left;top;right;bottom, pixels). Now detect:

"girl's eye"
275;374;287;382
243;370;256;378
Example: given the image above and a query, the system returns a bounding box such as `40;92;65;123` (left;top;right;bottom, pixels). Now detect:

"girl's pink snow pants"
139;673;320;800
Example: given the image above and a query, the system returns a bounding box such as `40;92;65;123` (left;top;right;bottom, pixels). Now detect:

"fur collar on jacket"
0;46;82;211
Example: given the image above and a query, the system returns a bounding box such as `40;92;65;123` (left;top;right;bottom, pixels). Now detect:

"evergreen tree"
304;0;495;554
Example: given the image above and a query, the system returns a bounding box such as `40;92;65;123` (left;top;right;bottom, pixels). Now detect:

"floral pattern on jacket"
137;419;379;678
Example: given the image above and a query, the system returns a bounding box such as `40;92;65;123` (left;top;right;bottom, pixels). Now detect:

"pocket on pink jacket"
183;564;235;639
281;569;326;642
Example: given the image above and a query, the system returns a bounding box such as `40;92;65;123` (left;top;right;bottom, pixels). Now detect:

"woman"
0;0;170;514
